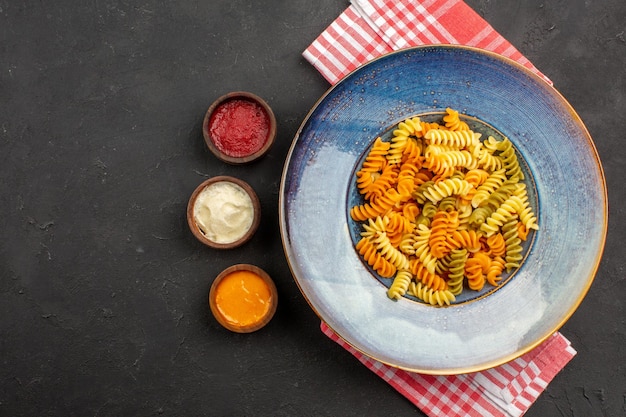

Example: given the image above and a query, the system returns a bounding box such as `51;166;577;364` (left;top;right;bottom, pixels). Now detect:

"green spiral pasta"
483;180;518;209
446;248;469;295
502;217;523;271
421;200;438;219
468;205;494;228
471;168;507;208
412;180;436;204
438;196;458;212
498;138;524;181
479;195;520;236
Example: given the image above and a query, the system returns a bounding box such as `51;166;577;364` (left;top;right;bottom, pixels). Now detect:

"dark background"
1;0;624;416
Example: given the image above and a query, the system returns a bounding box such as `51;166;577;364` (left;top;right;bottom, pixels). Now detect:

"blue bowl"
280;45;607;374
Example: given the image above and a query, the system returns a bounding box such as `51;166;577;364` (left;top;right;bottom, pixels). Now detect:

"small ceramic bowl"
202;91;277;164
187;176;261;249
209;264;278;333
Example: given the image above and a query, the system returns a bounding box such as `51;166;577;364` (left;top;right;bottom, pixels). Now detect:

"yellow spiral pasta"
513;184;539;231
387;117;422;165
360;215;389;238
409;281;456;306
387;269;413;300
413;224;439;274
426;149;477;175
373;231;410;271
422;178;473;204
424;128;481;148
399;232;417;256
349;110;539;305
476;146;503;171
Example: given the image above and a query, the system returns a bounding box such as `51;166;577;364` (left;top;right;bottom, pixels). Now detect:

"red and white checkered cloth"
304;1;577;416
304;0;552;85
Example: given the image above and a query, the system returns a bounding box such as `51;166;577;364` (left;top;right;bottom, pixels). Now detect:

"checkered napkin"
304;0;552;85
304;1;577;416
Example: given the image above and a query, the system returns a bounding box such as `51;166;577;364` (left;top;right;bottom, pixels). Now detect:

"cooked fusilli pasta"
350;110;538;305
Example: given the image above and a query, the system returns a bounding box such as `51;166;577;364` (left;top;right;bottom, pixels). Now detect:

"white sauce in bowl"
193;181;254;244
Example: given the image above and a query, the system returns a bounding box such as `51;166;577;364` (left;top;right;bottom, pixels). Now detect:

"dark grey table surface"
1;1;624;416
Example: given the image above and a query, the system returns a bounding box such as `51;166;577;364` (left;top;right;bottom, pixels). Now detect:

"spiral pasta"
357;164;398;201
498;138;524;181
421;178;473;204
410;259;448;291
445;248;468;295
356;237;397;278
387;117;423;165
373;231;410;271
387;269;413;300
502;217;523;271
350;110;538;305
443;107;470;131
409;281;456;306
425;129;481;148
471;168;507;208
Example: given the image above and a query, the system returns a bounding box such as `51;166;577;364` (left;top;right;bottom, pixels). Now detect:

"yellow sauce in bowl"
209;265;277;333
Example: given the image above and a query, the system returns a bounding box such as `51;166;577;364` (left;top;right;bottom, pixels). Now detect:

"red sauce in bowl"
208;98;271;158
